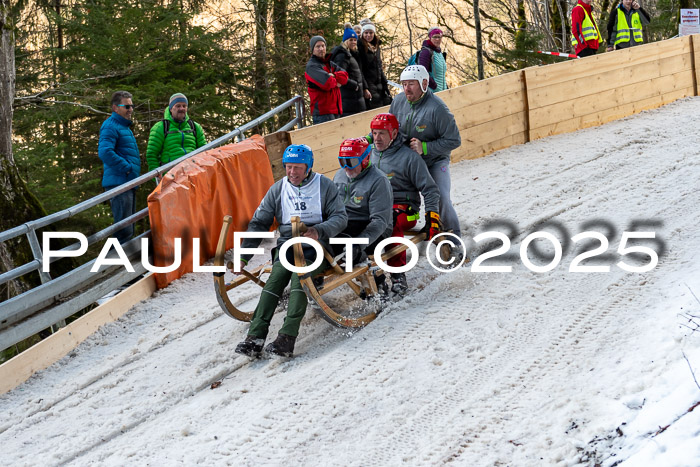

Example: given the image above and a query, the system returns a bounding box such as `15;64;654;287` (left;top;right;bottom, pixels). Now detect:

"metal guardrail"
0;95;305;353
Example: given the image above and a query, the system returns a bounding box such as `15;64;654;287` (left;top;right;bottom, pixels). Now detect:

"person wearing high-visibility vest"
606;0;650;52
571;0;602;57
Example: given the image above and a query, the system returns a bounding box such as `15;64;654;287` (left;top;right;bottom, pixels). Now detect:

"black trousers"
331;220;389;257
577;47;597;58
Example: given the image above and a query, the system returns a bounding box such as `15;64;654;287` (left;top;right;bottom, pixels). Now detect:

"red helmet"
370;113;399;132
338;138;371;170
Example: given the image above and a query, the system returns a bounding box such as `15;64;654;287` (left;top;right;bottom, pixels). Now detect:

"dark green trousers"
248;257;328;339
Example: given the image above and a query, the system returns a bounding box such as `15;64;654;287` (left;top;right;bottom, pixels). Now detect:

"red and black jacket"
305;54;349;117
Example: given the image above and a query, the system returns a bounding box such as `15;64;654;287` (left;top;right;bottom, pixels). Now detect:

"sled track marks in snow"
200;282;481;465
1;304;224;431
0;300;260;465
440;269;673;464
58;359;253;466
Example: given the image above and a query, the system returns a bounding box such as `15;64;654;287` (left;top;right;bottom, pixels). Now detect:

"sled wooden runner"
213;215;272;321
213;214;426;329
289;216;427;329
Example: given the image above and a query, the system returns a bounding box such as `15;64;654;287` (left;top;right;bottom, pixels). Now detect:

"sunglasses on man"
118;104;135;109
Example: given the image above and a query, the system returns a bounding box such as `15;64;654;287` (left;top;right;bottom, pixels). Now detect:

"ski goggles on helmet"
339;156;363;169
338;145;371;169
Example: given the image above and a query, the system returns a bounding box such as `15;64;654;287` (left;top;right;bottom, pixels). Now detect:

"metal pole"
26;228;52;284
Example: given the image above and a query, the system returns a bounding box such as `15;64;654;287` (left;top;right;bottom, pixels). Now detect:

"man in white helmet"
389;64;462;237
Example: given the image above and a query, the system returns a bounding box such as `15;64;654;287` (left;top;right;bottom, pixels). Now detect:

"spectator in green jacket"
146;93;207;175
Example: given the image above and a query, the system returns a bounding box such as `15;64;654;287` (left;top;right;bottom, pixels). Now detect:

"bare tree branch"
13;96;109;114
682;351;700;390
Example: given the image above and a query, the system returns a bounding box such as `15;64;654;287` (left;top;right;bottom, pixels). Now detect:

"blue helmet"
282;144;314;174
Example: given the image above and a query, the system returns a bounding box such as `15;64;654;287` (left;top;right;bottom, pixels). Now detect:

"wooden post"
690;34;699;97
263;130;292;181
522;69;532;143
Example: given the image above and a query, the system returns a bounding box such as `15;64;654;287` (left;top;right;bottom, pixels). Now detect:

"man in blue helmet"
233;144;347;358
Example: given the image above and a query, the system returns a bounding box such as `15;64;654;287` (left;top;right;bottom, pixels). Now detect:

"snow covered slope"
2;98;700;466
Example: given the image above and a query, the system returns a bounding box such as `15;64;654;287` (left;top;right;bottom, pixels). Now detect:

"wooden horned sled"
213;215;427;329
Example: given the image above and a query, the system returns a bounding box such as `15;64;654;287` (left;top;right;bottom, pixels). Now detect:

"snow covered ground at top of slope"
2;98;700;466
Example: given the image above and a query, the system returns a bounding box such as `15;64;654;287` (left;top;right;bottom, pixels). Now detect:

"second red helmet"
370;113;399;132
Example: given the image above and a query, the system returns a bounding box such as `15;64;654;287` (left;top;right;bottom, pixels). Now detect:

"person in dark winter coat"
305;36;349;124
418;27;448;92
330;25;369;117
357;22;392;110
98;90;141;244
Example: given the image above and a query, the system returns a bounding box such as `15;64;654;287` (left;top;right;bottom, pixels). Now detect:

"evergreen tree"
492;28;559;72
1;0;49;298
13;0;247;230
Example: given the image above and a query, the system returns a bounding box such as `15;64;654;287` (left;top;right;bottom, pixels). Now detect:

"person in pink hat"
418;27;448;91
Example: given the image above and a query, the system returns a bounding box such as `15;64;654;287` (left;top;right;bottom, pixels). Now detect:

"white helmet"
400;65;430;93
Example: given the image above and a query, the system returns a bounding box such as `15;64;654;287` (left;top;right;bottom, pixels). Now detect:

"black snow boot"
265;333;296;357
374;271;389;297
390;272;408;297
235;335;265;357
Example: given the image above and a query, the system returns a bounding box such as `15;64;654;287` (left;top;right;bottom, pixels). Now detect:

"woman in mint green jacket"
146;93;206;172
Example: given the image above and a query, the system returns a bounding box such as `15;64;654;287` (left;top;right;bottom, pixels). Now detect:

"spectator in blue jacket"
98;91;141;243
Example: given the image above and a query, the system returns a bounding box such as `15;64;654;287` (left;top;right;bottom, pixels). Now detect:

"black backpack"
163;119;196;136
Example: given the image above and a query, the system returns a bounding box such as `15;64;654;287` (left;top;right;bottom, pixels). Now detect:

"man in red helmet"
332;138;393;290
369;113;441;298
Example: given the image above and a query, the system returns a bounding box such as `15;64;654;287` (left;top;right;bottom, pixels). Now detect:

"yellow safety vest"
614;8;643;46
571;5;602;47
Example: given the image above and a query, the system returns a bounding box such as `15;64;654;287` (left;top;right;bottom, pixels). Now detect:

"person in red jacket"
571;0;601;58
305;36;349;124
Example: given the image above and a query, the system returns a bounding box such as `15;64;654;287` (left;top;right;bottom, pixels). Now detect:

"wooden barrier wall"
273;35;700;178
525;35;696;140
286;106;390;177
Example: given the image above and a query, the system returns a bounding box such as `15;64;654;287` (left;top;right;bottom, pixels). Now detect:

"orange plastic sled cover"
147;135;273;289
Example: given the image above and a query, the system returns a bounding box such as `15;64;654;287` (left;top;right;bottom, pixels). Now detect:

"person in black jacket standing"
358;22;392;110
331;24;369;117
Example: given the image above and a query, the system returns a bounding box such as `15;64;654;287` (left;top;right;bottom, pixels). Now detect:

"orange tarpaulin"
147;135;273;289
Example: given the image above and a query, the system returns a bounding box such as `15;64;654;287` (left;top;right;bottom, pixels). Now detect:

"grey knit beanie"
309;35;326;52
169;93;187;111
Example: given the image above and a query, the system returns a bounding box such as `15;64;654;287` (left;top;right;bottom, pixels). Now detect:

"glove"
421;211;441;240
348;244;367;264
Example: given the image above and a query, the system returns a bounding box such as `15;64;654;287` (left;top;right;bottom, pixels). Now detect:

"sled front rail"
291;217;426;329
213;216;271;321
213;214;426;329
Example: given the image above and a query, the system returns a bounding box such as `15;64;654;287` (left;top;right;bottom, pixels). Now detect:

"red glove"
422;211;441;240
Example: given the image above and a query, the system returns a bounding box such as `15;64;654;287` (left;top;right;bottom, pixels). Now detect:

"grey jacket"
333;165;393;244
370;140;440;213
389;89;461;167
241;172;347;262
